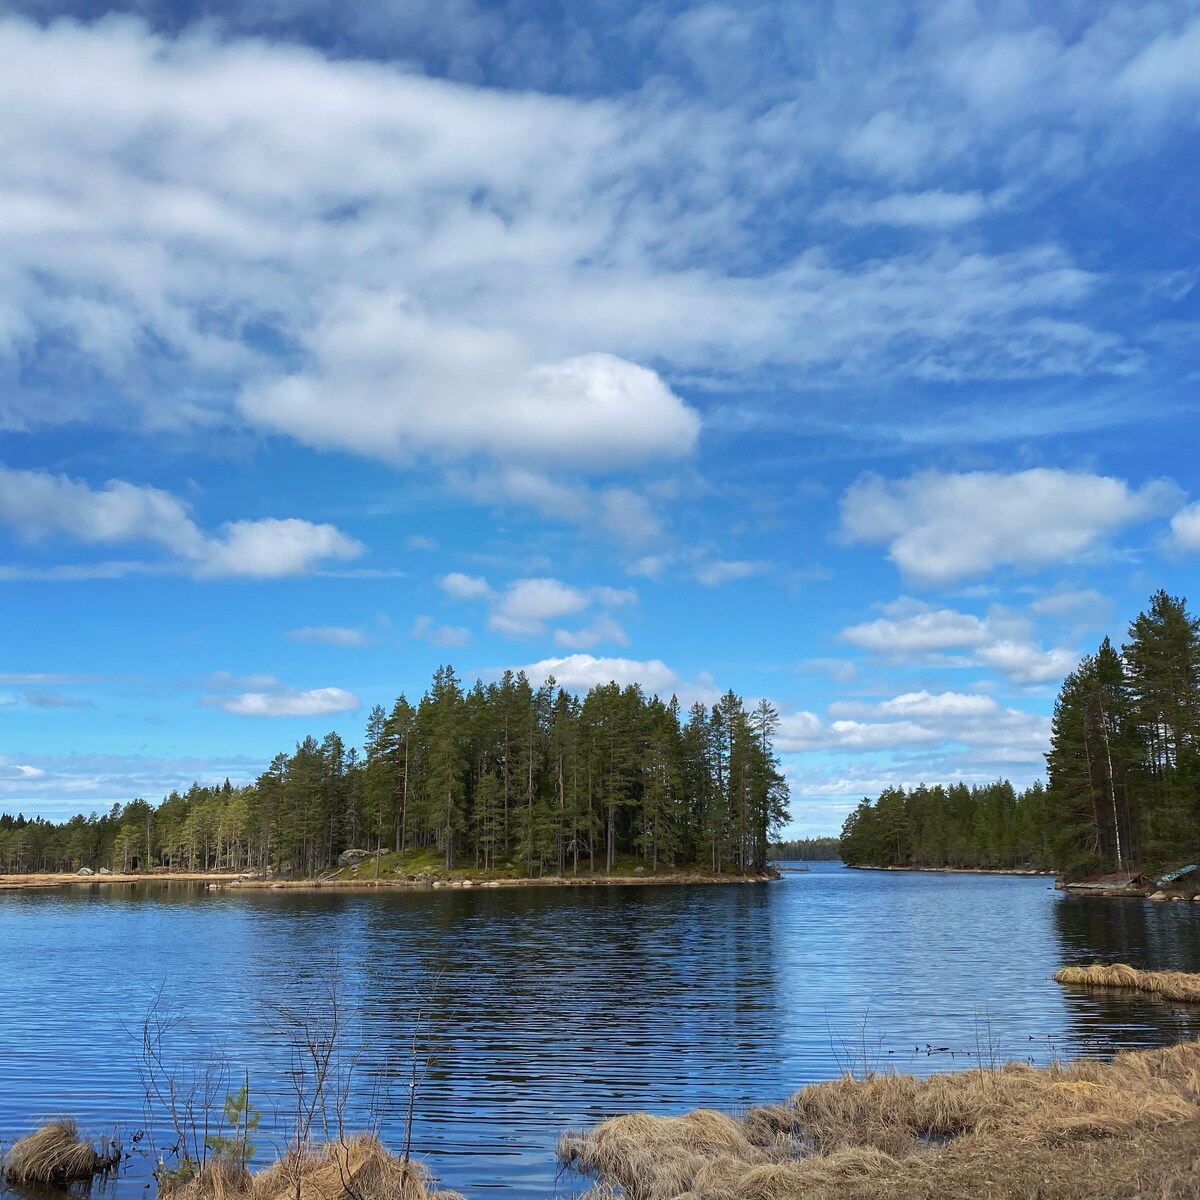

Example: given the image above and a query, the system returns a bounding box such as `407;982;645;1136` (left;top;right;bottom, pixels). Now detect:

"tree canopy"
1;670;789;877
840;590;1200;875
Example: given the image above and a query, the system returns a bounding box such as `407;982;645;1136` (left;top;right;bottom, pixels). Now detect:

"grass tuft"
1054;962;1200;1004
163;1135;460;1200
2;1118;118;1186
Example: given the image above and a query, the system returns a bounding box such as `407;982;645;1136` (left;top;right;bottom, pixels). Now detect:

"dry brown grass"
558;1040;1200;1200
1055;962;1200;1004
163;1136;464;1200
2;1118;119;1186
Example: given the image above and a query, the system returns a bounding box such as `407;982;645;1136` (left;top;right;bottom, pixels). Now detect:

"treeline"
0;668;789;877
771;837;841;861
840;590;1200;875
839;781;1051;870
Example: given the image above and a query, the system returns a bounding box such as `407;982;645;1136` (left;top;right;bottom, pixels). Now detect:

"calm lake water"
3;864;1200;1199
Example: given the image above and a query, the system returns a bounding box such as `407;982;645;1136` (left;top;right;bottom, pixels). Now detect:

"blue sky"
1;0;1198;836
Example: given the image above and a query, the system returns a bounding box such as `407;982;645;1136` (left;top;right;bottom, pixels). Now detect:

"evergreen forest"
839;591;1200;876
770;837;841;861
0;669;790;878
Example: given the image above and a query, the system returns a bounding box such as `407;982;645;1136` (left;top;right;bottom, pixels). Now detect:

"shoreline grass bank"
1056;963;1200;1004
559;1038;1200;1200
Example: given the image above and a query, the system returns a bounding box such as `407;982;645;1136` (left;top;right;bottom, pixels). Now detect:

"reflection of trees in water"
1053;895;1200;971
1051;896;1200;1057
337;886;786;1122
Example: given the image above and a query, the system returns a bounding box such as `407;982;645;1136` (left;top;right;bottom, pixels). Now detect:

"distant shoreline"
847;863;1054;877
0;867;781;893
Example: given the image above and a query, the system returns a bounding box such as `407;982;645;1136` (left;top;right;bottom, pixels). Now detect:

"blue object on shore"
1155;864;1198;888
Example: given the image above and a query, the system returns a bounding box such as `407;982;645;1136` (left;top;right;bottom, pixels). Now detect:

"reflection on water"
2;866;1199;1199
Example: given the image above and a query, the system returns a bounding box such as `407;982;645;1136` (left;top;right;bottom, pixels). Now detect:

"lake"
2;864;1199;1199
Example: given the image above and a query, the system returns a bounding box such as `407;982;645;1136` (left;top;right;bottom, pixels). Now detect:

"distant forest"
771;837;841;861
840;591;1200;876
0;670;789;877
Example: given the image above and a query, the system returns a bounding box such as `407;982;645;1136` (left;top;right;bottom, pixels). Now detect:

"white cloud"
451;468;664;546
1029;588;1110;622
489;577;589;637
198;518;363;579
841;605;989;654
406;535;439;551
515;653;683;697
0;10;1173;482
823;189;990;228
443;572;637;640
0;463;363;578
974;640;1078;687
778;689;1049;760
0;751;261;816
553;614;629;650
440;572;492;601
243;330;701;468
200;685;360;718
1170;501;1200;552
286;626;371;647
839;598;1078;686
840;468;1175;585
693;558;769;587
1118;20;1200;101
411;615;472;647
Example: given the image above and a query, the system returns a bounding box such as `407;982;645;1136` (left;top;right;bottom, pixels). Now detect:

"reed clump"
558;1040;1200;1200
162;1136;464;1200
2;1118;120;1186
1055;962;1200;1004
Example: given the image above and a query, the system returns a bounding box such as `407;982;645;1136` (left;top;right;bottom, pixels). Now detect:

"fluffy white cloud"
840;469;1175;585
200;684;360;717
778;689;1049;760
440;573;492;601
488;577;589;638
553;615;629;650
839;598;1078;686
515;654;684;697
0;464;362;578
841;605;989;654
442;572;636;640
974;640;1078;687
197;519;362;579
0;10;1174;477
693;559;769;587
286;626;371;647
1170;501;1200;551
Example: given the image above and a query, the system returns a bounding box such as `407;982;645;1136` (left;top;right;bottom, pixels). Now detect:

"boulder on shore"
97;867;112;876
337;848;372;867
1149;890;1168;901
76;867;94;877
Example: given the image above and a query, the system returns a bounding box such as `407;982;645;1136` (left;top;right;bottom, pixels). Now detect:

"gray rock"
337;848;372;867
1148;890;1168;901
98;867;112;876
76;867;94;876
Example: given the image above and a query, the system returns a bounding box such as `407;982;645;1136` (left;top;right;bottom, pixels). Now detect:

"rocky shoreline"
0;866;780;893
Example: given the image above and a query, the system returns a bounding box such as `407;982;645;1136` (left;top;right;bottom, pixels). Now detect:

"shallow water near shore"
2;863;1199;1199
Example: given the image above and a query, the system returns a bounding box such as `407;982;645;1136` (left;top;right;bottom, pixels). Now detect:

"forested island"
0;669;789;880
840;590;1200;877
770;836;840;860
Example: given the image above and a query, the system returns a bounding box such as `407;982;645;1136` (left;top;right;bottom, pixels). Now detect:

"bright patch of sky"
1;0;1198;836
